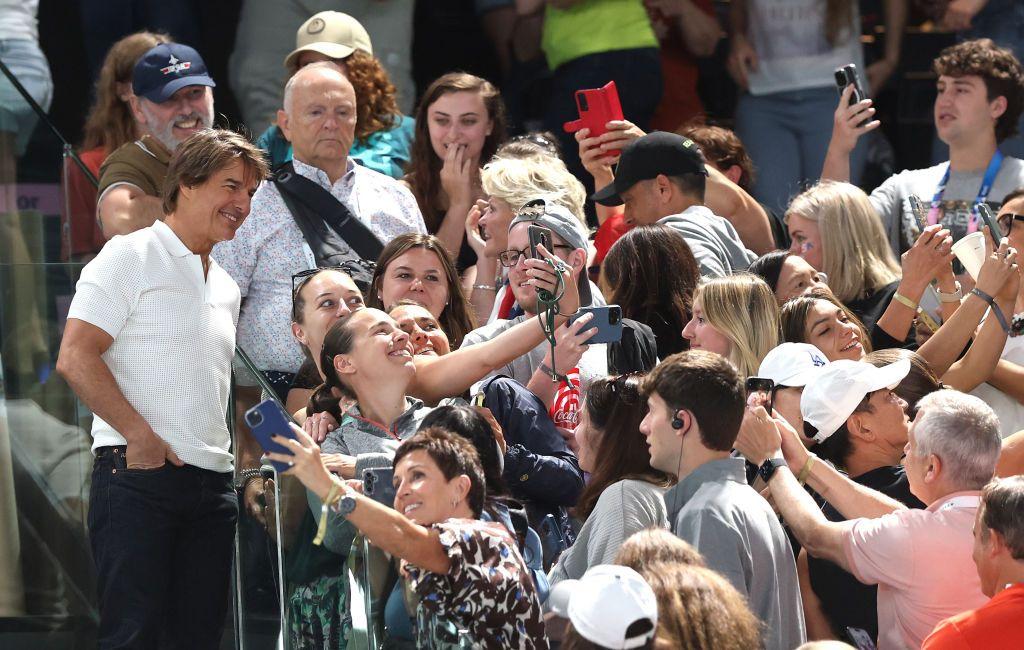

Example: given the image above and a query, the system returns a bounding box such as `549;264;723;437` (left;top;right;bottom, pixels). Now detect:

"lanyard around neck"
927;149;1004;233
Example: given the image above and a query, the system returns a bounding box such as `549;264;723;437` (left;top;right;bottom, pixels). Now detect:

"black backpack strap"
272;161;385;262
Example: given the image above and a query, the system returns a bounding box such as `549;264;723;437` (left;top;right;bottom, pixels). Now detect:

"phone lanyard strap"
927;149;1003;231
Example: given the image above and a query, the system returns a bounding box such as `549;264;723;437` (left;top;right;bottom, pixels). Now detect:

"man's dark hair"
162;128;268;214
394;427;487;517
934;38;1024;142
641;350;744;451
682;124;756;192
667;173;706;203
979;476;1024;560
1002;186;1024;205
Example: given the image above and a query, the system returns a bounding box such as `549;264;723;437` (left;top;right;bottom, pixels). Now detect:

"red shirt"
62;147;107;261
922;582;1024;650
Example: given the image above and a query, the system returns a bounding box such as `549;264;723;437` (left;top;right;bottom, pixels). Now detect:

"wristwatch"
333;490;358;518
758;457;788;483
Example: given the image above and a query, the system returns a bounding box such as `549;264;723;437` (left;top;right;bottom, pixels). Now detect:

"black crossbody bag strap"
272;161;385;262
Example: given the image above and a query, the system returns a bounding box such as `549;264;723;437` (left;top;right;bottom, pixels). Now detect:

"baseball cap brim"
141;75;216;103
590;180;625;207
284;43;356;72
862;358;912;393
776;366;824;388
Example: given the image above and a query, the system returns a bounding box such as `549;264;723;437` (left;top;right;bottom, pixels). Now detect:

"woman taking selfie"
270;426;550;648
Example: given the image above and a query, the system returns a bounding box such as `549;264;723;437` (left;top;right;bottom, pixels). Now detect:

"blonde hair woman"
785;180;900;304
786;180;957;347
465;151;588;322
682;273;781;379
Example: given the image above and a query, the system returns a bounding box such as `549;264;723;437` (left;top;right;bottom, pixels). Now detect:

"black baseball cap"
591;131;708;207
133;43;216;103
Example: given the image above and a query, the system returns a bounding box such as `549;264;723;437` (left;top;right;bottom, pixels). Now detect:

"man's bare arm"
98;184;164;238
56;318;181;467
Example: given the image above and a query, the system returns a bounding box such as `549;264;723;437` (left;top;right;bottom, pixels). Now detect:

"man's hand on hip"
125;427;184;469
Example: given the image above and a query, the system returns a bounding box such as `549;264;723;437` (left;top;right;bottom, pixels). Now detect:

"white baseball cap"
757;343;829;388
547;565;658;649
801;359;911;443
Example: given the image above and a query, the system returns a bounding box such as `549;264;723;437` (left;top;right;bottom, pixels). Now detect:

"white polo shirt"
67;220;239;472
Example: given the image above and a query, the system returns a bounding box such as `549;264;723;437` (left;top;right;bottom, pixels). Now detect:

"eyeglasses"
997;213;1024;237
497;245;573;268
291;263;372;298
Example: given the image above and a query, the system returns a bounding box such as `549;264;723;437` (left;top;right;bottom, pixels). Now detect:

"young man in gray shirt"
822;38;1024;255
639;351;806;650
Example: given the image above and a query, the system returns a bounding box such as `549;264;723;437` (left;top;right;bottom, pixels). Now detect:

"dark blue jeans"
89;446;237;649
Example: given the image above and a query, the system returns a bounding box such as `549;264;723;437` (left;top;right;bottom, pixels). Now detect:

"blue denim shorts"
0;39;53;154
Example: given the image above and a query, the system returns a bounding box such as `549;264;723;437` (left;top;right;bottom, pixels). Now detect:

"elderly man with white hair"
755;387;1002;650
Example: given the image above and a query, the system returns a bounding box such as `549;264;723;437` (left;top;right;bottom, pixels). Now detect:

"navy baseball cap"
133;43;216;103
591;132;707;207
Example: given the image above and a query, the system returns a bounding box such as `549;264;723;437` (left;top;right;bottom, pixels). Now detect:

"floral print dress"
404;519;550;649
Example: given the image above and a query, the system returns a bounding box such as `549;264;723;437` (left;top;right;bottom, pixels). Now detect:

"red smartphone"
563;81;624;155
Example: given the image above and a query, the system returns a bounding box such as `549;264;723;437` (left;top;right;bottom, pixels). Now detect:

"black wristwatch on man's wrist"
758;457;788;483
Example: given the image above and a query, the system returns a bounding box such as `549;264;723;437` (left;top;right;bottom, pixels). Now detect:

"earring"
451;497;460;508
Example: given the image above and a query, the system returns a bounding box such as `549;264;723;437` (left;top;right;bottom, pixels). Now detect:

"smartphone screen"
745;377;775;412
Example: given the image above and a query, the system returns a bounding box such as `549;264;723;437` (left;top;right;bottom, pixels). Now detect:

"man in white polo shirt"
56;129;268;649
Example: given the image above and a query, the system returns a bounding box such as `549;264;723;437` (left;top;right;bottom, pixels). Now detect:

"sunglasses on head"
291;263;370;299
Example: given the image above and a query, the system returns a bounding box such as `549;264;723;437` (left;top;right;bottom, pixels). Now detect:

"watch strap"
758;457;788;483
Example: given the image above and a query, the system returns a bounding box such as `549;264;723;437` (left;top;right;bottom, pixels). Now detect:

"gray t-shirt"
658;206;757;278
548;479;667;586
667;457;806;650
869;156;1024;255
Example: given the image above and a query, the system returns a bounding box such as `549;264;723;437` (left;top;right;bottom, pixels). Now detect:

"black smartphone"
245;400;298;473
745;376;775;413
528;224;552;261
567;305;623;344
834;63;866;105
362;467;397;508
538;514;568;570
845;627;877;650
976;203;1003;250
835;63;869;127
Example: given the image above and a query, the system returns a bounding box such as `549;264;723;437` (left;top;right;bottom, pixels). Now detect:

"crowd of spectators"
2;0;1017;648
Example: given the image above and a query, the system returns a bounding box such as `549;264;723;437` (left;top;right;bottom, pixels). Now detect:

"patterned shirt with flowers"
405;518;550;649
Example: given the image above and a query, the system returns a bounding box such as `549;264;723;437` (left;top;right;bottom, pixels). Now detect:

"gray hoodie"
658;205;756;278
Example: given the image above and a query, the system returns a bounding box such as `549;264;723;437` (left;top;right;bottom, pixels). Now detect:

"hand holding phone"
976;203;1003;250
567;305;623;344
563;81;625;155
745;377;775;413
245;400;299;473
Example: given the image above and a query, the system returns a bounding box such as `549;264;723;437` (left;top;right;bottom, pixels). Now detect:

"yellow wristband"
313;477;345;546
796;453;816;486
892;292;919;311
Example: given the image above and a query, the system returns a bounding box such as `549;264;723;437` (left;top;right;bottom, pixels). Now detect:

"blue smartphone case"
568;305;623;344
244;399;297;473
